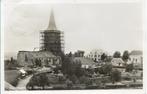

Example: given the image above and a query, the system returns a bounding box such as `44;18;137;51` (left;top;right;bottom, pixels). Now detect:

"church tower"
40;10;64;56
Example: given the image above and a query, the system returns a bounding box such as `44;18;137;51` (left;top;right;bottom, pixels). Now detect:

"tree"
27;74;39;90
66;79;73;89
74;60;83;77
69;74;79;84
53;66;61;74
61;56;83;77
58;75;66;84
79;75;89;84
61;56;69;74
101;53;107;61
99;63;113;75
39;73;49;89
122;50;129;62
87;68;95;75
10;57;14;63
110;69;121;84
105;56;113;62
125;63;134;72
113;51;121;58
68;52;73;57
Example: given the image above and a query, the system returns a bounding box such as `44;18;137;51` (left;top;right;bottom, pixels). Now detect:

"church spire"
47;9;57;30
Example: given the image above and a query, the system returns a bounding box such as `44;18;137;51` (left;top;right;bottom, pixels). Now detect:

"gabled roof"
111;58;125;66
130;50;142;55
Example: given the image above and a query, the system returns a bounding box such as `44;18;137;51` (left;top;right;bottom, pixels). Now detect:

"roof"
130;50;142;55
47;9;57;30
18;51;56;58
73;57;95;66
87;49;109;56
111;58;125;66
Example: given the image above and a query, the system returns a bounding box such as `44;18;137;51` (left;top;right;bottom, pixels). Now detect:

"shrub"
79;75;90;84
69;75;79;84
126;64;134;72
110;69;121;84
98;63;112;75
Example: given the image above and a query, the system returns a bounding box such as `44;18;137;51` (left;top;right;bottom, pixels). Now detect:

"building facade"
129;50;143;65
73;57;96;69
111;58;126;72
87;49;108;62
40;10;64;56
128;50;143;70
17;51;61;67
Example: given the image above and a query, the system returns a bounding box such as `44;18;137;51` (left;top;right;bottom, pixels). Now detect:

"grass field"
5;70;21;86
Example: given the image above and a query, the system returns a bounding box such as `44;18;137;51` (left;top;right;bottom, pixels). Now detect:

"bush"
27;73;51;90
65;79;73;89
126;64;134;72
69;74;81;84
79;75;90;85
98;63;112;75
58;76;66;84
110;69;121;84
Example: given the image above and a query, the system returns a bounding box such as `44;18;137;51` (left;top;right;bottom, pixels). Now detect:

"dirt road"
16;75;33;90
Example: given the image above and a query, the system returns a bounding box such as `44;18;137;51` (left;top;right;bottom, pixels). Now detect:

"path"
16;75;33;90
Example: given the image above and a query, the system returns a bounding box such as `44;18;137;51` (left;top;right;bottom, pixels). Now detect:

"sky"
3;0;143;58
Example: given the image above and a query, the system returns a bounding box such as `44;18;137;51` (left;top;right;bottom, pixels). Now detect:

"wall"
17;51;61;67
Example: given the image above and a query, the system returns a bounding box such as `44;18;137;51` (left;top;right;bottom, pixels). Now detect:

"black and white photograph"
1;0;145;92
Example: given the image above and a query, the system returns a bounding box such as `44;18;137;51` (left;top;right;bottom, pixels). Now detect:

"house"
129;50;143;68
73;57;96;69
86;49;108;62
111;58;125;67
17;51;61;67
111;58;126;72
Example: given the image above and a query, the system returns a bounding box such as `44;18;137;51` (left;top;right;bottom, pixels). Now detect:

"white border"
1;0;5;93
1;0;146;94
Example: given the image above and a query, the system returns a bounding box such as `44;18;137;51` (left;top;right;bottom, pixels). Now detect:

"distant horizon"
4;49;143;60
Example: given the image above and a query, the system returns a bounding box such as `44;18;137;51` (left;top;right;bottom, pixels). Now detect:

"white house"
111;58;125;67
73;57;96;69
111;58;126;72
86;49;108;62
129;50;143;66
